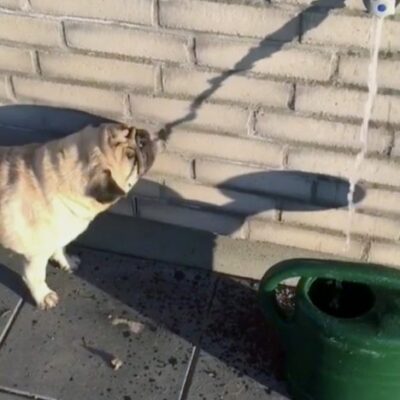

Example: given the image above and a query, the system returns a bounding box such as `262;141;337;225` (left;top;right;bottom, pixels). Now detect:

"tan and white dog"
0;123;159;310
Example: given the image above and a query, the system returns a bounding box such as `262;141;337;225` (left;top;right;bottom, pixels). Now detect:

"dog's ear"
88;169;125;204
107;124;134;146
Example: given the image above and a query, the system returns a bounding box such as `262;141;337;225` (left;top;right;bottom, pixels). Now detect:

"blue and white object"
370;0;396;17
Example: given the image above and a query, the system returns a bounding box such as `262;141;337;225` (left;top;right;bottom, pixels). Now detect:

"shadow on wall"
162;0;347;138
0;0;361;391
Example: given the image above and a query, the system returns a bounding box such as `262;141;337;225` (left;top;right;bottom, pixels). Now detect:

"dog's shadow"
0;104;366;395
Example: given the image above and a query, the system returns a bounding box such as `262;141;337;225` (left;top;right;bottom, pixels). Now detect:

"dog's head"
88;123;160;204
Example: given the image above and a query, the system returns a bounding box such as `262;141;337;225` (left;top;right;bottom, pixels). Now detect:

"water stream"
345;16;383;249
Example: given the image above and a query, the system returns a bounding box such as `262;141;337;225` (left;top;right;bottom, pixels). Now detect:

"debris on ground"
0;309;10;319
110;357;123;371
275;285;296;317
108;315;145;334
81;336;123;371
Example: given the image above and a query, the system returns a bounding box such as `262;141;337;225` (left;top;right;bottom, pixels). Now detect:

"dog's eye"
126;148;136;160
136;133;147;149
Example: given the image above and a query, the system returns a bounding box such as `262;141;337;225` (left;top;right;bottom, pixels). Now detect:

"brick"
339;56;400;91
133;176;164;198
302;13;400;52
391;133;400;158
109;197;134;216
196;35;334;81
288;148;400;187
0;45;33;73
0;13;60;47
282;205;400;240
163;67;290;108
39;52;154;89
257;112;389;154
168;129;283;167
0;76;8;99
249;219;364;259
129;94;249;135
137;197;247;238
196;159;313;201
296;85;400;125
159;0;299;40
64;21;188;63
368;241;400;266
282;0;364;11
359;188;400;215
30;0;152;25
12;77;124;115
0;0;21;9
151;152;193;179
163;178;278;220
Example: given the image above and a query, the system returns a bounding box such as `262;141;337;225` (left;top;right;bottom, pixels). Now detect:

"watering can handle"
258;258;400;327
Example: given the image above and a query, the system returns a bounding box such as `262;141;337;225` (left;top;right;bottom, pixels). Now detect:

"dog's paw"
52;253;81;273
62;254;81;273
38;291;59;310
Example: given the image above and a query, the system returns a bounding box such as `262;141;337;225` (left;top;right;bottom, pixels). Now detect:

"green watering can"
258;258;400;400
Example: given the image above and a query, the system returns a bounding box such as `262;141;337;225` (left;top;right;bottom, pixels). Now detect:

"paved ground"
0;248;289;400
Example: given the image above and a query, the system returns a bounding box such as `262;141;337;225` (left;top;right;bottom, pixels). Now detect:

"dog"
0;123;159;310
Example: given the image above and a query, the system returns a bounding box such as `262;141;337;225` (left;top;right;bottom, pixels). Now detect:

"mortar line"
178;278;220;400
0;298;23;347
0;385;57;400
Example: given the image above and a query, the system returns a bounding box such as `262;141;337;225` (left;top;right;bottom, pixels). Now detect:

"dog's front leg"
22;255;59;310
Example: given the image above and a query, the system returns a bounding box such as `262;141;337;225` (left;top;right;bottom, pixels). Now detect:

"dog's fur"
0;123;159;309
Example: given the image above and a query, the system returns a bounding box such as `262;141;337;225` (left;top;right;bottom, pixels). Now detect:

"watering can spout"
370;0;396;16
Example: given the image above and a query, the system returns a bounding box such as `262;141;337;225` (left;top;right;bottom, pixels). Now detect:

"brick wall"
0;0;399;267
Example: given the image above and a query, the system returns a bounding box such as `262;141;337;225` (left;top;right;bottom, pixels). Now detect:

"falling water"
345;16;383;249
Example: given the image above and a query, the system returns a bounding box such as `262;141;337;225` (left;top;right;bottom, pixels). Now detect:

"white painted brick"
359;188;400;215
39;52;154;89
31;0;152;25
303;13;400;52
249;219;364;258
132;176;164;198
196;159;313;201
196;35;334;81
12;77;124;115
0;76;7;100
109;197;134;216
0;13;61;47
160;0;299;40
151;152;193;179
339;56;400;91
137;197;247;238
391;133;400;158
0;45;33;73
282;205;400;240
296;85;400;125
168;129;283;167
64;21;188;63
163;67;290;108
163;178;278;220
368;242;400;267
282;0;364;11
257;112;389;154
0;0;21;9
129;94;249;135
288;148;400;187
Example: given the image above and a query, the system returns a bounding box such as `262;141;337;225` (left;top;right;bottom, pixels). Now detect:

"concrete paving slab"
0;250;215;400
0;264;23;344
187;276;289;399
0;390;31;400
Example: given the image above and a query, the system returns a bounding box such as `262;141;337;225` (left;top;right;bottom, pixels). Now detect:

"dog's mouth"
135;131;157;176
